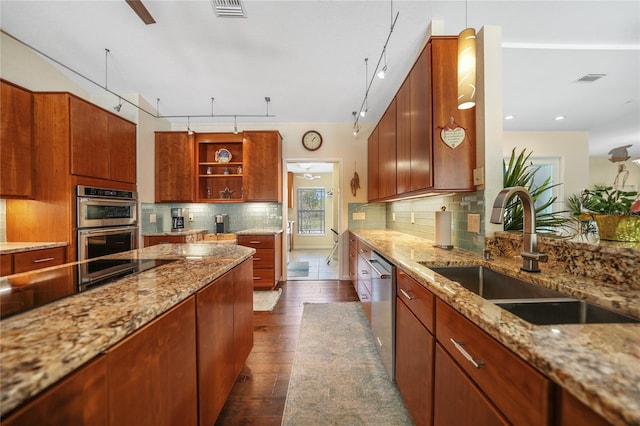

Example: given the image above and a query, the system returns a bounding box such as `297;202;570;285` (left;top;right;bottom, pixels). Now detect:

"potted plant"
574;185;640;242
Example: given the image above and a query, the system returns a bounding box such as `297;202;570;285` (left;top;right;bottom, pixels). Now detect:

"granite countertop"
142;229;207;237
0;242;68;255
352;229;640;426
234;228;283;235
0;243;255;417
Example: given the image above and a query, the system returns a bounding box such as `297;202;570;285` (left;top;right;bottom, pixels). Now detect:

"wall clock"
302;130;323;151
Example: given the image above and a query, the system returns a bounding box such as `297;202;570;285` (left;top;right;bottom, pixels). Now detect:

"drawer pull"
33;257;55;263
252;277;261;280
253;257;262;261
399;288;415;300
249;240;262;244
360;270;369;275
451;339;484;368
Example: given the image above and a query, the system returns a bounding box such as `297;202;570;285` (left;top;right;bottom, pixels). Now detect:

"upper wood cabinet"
70;96;136;183
243;130;283;202
155;132;194;202
1;80;34;199
195;132;244;202
367;36;475;202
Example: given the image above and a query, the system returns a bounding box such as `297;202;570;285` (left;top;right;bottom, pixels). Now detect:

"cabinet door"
556;389;611;426
107;297;197;426
233;259;254;375
0;80;34;199
396;77;411;195
395;297;434;426
243;131;282;202
434;344;508;426
70;97;109;180
367;127;379;202
197;269;236;425
3;356;107;426
108;114;136;183
431;37;475;191
410;45;433;191
378;99;397;199
155;132;194;202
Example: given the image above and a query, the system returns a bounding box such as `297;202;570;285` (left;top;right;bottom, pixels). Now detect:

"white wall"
589;157;640;191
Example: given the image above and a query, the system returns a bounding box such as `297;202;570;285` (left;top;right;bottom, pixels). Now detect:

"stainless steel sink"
494;299;640;325
423;264;639;325
426;265;564;300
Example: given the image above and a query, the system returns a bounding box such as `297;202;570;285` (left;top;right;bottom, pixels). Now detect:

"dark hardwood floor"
215;280;359;425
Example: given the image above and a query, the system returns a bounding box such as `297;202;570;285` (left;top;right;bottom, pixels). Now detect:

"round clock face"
302;130;323;151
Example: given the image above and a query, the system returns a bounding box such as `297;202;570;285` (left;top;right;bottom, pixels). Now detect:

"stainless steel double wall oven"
76;185;139;287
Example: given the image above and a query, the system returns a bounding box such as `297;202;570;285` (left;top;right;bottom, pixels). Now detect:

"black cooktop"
0;258;176;320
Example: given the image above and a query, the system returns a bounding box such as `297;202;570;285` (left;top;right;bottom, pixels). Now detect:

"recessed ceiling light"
504;115;515;120
554;115;566;121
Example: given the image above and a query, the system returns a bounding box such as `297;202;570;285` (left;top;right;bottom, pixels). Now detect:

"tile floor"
287;249;339;280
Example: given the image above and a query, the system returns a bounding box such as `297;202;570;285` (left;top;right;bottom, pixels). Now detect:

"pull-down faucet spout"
490;186;548;272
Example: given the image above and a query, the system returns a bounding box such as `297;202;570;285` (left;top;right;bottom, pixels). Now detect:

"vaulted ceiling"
1;1;638;157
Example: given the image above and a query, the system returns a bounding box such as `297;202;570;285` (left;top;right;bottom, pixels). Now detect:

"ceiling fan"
297;173;321;180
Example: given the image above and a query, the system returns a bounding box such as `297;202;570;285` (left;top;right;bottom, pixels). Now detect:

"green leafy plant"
579;185;639;216
502;148;571;235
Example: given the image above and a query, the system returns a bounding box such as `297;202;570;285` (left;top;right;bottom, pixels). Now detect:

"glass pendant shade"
457;27;477;110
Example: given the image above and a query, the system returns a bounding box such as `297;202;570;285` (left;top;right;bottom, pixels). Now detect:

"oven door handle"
78;197;137;207
78;226;138;236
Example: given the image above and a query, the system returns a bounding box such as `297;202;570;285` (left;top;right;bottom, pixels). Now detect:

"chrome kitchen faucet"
490;186;548;272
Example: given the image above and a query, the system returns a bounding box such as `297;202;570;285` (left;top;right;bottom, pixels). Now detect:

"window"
297;188;325;234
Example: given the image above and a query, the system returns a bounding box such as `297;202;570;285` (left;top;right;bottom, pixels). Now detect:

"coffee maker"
214;214;229;234
171;208;188;232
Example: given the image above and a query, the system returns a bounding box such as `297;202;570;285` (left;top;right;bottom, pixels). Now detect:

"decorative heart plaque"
441;127;466;149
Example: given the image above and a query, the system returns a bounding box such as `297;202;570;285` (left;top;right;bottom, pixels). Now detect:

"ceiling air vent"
211;0;246;17
576;73;607;83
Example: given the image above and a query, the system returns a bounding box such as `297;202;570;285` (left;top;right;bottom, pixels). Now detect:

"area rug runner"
287;261;310;277
253;289;282;311
282;302;412;425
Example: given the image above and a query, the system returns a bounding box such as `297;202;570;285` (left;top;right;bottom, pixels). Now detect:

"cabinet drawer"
349;232;358;250
238;235;274;249
13;247;66;274
397;268;435;333
144;235;186;246
436;300;551;426
251;268;275;289
251;249;274;269
1;254;13;276
357;240;372;258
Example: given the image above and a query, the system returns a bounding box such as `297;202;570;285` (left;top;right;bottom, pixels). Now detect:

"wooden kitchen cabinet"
243;130;283;202
107;297;198;426
378;99;397;199
434;343;508;426
196;258;253;425
356;239;373;320
555;388;611;426
238;233;282;289
195;132;244;202
155;131;194;202
435;299;552;425
1;246;67;277
348;232;358;285
395;269;436;426
2;356;107;426
367;127;379;202
70;96;136;183
0;79;34;199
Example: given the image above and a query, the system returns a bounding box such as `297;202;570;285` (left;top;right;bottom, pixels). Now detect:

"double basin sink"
423;265;639;325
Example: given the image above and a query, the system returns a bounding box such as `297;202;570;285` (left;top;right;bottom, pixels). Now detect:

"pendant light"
457;1;476;110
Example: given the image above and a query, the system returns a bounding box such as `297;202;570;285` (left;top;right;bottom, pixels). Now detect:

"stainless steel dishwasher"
368;251;396;380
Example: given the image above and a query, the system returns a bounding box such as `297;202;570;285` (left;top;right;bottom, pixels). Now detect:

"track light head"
113;97;124;112
377;65;387;79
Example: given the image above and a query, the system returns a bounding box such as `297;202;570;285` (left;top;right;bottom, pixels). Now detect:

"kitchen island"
0;242;255;422
352;229;639;426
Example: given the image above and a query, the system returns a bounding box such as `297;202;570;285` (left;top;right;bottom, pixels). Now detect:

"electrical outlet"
188;213;194;221
149;213;157;223
392;213;396;222
352;212;366;221
467;213;480;233
410;212;415;224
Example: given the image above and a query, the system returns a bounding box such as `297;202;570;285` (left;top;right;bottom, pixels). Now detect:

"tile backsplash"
141;202;283;234
348;191;485;254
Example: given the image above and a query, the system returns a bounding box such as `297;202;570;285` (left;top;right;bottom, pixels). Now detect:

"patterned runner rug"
253;289;282;311
282;302;412;425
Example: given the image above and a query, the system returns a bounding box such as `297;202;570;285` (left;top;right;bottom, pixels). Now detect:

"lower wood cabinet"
3;356;107;426
1;246;67;277
143;232;204;247
434;343;508;426
238;233;282;289
107;297;198;426
555;388;611;426
348;232;357;284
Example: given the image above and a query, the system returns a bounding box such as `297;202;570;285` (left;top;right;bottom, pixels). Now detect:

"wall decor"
439;117;467;149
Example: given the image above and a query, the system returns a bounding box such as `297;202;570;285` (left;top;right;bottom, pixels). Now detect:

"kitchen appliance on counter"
369;251;396;380
214;213;229;234
76;185;139;283
171;208;189;232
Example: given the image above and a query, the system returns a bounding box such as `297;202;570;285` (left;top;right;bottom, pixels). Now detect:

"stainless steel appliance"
76;185;137;228
369;251;396;380
171;208;188;232
76;185;139;285
214;213;229;234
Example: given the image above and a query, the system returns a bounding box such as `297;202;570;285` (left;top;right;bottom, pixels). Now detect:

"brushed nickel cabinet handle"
33;257;55;263
399;288;415;300
450;338;484;368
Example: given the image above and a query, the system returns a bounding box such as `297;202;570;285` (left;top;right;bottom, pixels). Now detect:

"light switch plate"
189;213;194;221
410;212;415;224
150;213;157;223
352;212;366;221
392;213;396;222
467;213;480;233
473;168;484;185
